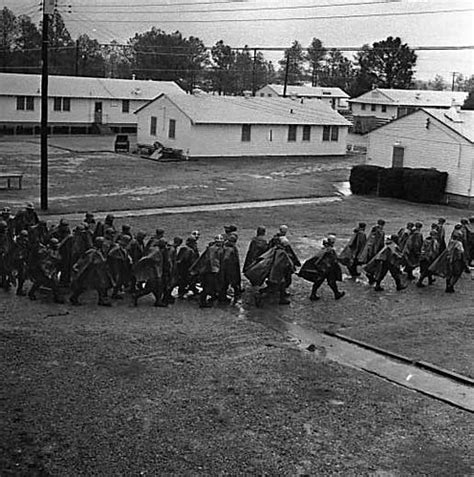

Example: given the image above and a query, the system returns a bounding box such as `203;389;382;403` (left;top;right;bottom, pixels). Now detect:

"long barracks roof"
136;93;351;126
261;84;349;99
0;73;184;100
349;88;468;107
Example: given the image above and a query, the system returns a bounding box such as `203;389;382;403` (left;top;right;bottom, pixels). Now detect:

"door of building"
94;102;103;124
392;146;405;168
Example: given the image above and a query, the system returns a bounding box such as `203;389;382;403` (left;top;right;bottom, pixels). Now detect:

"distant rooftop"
350;88;468;107
0;73;184;100
260;84;349;99
137;93;351;126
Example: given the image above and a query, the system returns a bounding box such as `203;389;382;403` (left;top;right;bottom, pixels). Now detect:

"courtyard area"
0;136;472;476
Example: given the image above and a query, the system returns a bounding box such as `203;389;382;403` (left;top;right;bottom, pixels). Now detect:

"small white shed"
135;93;350;159
366;107;474;207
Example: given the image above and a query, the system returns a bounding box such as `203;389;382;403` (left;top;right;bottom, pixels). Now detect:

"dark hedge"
349;165;383;195
350;165;448;204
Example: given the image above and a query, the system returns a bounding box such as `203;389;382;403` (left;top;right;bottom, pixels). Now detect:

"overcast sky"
7;0;474;81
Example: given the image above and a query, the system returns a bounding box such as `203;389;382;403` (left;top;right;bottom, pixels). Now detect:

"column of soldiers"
1;203;473;309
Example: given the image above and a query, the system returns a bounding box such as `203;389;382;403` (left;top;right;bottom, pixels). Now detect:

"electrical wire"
62;7;474;23
61;0;408;15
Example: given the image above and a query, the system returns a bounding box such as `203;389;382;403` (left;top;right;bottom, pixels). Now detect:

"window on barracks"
26;97;34;110
53;97;71;112
361;103;366;111
322;125;331;141
150;116;157;136
330;126;339;142
381;105;387;113
288;125;297;142
122;99;130;113
168;119;176;139
371;104;376;112
17;96;34;111
302;125;311;141
241;124;251;142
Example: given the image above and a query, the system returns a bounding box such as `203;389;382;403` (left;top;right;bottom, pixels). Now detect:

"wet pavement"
242;306;474;412
45;196;342;222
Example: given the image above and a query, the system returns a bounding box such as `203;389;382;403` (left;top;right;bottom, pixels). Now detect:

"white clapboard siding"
137;95;348;158
367;109;474;197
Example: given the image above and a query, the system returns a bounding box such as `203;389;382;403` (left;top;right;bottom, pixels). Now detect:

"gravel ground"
1;292;473;476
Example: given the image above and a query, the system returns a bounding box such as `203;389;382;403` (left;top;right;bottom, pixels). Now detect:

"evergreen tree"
306;38;326;86
278;40;306;86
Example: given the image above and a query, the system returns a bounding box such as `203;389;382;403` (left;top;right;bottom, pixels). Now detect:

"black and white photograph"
1;0;473;474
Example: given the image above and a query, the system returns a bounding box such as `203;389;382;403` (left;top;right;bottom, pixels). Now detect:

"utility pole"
41;0;55;210
252;48;257;96
75;39;79;76
282;51;290;98
451;71;458;91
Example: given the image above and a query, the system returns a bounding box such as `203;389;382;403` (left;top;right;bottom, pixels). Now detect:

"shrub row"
349;165;448;204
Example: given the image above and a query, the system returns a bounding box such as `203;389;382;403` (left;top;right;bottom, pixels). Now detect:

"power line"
2;44;473;55
60;0;404;15
62;7;474;23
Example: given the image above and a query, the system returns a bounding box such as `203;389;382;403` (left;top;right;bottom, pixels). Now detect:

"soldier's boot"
199;293;212;308
416;276;425;288
279;289;291;305
28;284;38;300
53;292;65;304
69;294;81;306
97;289;112;306
395;277;407;291
366;273;376;285
16;280;26;296
309;284;321;301
374;281;384;291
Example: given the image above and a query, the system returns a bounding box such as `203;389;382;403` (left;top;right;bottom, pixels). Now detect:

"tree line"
1;7;473;99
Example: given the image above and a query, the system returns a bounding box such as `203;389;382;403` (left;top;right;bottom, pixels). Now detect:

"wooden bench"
0;173;23;190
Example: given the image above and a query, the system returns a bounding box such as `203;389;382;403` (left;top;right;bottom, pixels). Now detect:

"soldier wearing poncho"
429;230;470;293
163;237;182;305
397;222;414;251
364;235;406;292
0;221;12;290
69;237;113;306
245;236;298;306
220;233;242;303
176;236;200;298
14;203;39;235
359;219;385;283
132;242;167;307
190;234;225;308
28;238;64;303
402;222;423;280
243;226;268;273
339;222;367;277
51;219;73;285
299;235;345;301
108;235;132;299
9;230;30;296
416;230;440;287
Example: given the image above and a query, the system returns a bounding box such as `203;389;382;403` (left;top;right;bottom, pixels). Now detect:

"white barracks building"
0;73;184;135
135;93;350;159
